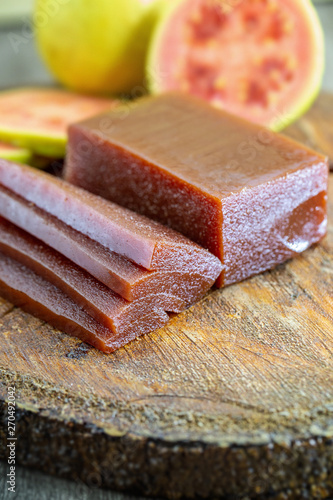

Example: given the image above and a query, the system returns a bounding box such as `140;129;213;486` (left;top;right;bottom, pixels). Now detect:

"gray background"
0;3;333;499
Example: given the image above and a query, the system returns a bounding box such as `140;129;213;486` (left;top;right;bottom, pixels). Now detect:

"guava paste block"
65;92;329;287
0;163;221;306
0;159;221;272
0;252;168;353
0;217;170;333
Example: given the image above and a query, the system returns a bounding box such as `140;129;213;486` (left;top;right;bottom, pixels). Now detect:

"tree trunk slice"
1;94;333;500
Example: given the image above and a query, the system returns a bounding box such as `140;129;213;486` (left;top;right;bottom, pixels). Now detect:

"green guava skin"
0;143;32;164
0;128;65;158
0;148;56;169
269;0;324;131
35;0;163;96
146;0;325;131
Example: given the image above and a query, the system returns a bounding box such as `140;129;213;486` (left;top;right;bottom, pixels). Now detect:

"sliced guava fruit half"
147;0;324;130
0;88;117;157
0;142;32;164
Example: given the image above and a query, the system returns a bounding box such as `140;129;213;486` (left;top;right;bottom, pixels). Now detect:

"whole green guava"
35;0;163;95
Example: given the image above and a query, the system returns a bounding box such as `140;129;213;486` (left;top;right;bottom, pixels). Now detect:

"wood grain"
0;95;333;500
284;92;333;168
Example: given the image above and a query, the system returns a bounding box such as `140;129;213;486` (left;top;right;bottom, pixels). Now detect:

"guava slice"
147;0;324;130
0;88;116;157
0;142;32;163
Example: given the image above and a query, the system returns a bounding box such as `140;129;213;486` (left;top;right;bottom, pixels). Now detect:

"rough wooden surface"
284;92;333;168
0;95;333;500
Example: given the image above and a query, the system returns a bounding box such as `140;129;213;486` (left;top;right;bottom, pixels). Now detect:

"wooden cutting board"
0;94;332;500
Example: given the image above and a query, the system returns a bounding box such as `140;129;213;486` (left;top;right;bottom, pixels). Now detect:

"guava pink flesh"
0;89;116;137
156;0;316;126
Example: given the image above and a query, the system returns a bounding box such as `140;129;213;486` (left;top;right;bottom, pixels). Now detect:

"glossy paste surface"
65;92;329;286
0;252;168;353
0;159;221;272
0;217;172;331
0;162;221;306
